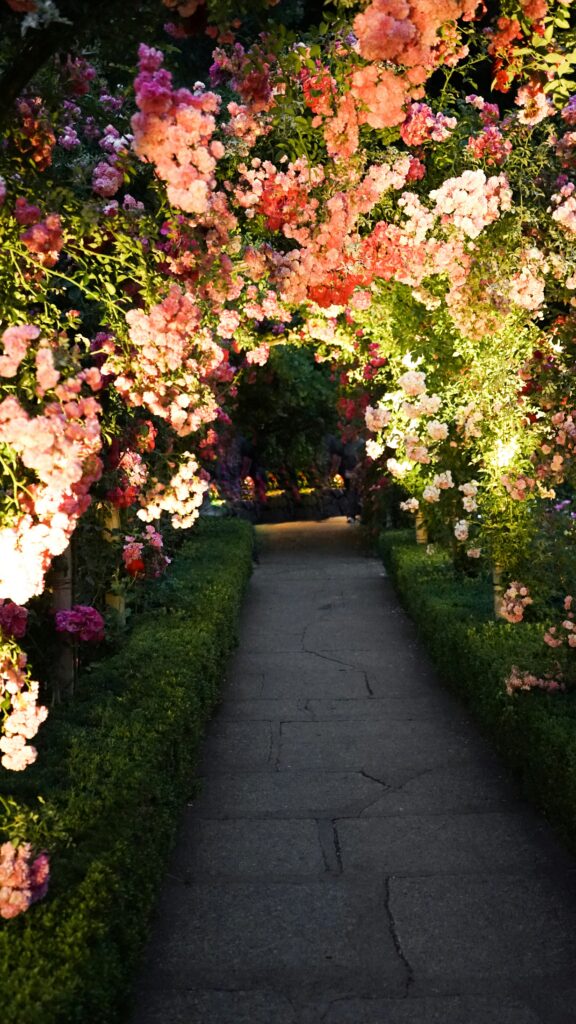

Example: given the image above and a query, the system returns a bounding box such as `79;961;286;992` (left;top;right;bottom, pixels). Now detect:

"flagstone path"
129;519;576;1024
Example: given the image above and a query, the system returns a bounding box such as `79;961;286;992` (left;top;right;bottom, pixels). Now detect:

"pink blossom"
516;84;552;126
501;582;533;623
398;369;426;396
423;484;441;503
0;324;39;377
132;45;223;217
400;102;456;146
349;65;409;131
430;170;512;239
107;286;223;436
245;344;270;366
433;470;453;489
561;96;576;126
55;605;105;643
216;309;241;339
0;842;50;919
35;346;60;396
427;420;448;441
13;197;41;225
454;519;469;541
20;214;63;267
505;667;564;696
58;126;80;150
92;161;124;198
0;649;46;770
465;95;501;124
551;183;576;234
365;404;391;431
386;458;412;479
405;435;430;463
0;600;28;639
123;194;145;214
466;126;512;167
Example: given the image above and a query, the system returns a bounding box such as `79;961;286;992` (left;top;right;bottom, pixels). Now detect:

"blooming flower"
427;419;448;440
386;457;412;479
501;582;533;623
430;169;512;239
400;102;456;146
55;605;105;643
516;84;552;126
505;667;564;696
433;470;453;489
0;601;28;639
123;526;171;577
454;519;469;541
466;547;481;558
365;403;391;432
366;439;384;460
0;647;46;770
0;842;49;920
423;484;441;503
398;369;426;397
0;325;40;378
92;161;124;198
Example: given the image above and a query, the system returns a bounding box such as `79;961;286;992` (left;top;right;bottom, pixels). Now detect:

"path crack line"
384;876;415;997
332;820;343;873
316;819;343;875
360;769;390;788
301;639;361;673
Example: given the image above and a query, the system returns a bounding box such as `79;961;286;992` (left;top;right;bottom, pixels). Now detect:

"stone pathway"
129;520;576;1024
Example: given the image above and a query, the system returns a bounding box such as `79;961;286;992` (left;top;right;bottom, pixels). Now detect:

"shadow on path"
128;519;576;1024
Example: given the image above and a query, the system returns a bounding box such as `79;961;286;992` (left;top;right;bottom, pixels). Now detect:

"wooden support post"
415;511;428;545
102;505;126;626
493;562;505;619
51;543;76;701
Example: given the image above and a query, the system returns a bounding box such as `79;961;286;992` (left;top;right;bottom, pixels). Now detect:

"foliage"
233;343;338;482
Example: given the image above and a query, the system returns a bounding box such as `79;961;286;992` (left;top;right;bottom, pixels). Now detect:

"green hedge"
379;530;576;850
0;518;254;1024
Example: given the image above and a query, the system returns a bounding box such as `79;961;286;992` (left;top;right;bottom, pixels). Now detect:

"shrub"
0;518;253;1024
379;530;576;851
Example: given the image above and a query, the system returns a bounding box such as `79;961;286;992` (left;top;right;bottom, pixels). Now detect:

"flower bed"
379;530;576;851
0;518;253;1024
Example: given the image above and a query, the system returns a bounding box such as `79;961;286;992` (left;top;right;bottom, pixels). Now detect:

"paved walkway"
129;520;576;1024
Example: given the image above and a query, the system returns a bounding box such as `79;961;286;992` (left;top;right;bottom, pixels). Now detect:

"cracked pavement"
128;519;576;1024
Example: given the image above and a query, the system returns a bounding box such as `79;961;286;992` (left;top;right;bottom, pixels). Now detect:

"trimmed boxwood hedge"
0;518;254;1024
379;529;576;851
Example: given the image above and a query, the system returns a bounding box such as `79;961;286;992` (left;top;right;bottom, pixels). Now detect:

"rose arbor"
1;0;576;919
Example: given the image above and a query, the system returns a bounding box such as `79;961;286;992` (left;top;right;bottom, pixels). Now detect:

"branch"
0;21;76;126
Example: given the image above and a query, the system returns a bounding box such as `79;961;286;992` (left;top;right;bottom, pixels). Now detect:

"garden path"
129;519;576;1024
